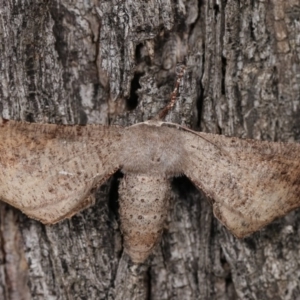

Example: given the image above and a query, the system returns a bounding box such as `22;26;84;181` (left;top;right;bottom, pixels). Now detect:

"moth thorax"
118;174;171;263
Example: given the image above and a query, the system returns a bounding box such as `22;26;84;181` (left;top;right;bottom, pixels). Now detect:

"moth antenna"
154;64;186;120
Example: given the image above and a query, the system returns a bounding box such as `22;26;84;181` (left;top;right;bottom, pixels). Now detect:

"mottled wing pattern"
181;128;300;238
0;119;122;224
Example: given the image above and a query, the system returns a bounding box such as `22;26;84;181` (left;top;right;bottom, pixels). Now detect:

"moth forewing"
0;119;123;224
181;128;300;238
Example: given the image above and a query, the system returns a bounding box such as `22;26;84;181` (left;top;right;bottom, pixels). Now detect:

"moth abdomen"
118;174;171;263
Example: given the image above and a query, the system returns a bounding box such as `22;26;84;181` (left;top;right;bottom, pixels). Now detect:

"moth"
0;116;300;263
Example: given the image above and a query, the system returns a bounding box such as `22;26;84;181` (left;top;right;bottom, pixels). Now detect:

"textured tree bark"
0;0;300;299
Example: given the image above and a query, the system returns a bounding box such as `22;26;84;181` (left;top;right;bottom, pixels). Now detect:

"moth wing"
181;129;300;238
0;120;123;224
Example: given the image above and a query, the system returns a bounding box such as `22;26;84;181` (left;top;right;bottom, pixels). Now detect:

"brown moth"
0;117;300;263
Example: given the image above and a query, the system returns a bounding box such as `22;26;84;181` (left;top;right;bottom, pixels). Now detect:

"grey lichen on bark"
0;0;300;300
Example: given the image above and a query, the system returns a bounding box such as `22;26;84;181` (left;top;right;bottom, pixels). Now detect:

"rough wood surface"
0;0;300;299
